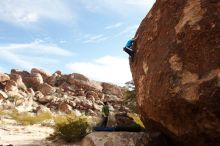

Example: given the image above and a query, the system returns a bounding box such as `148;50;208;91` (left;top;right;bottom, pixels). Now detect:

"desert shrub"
50;116;89;142
53;112;77;124
0;110;6;116
10;112;52;125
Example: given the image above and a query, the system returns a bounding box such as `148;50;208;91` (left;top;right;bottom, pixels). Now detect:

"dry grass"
9;112;52;125
128;113;145;128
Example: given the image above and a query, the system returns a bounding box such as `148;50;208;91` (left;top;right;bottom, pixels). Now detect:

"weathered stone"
89;80;103;91
131;1;220;146
75;88;85;96
15;98;25;106
23;73;43;90
38;83;56;96
31;68;51;81
0;90;8;100
10;74;27;91
73;109;82;116
5;80;18;92
36;105;51;114
46;73;59;86
102;82;123;96
0;73;10;82
15;97;34;112
27;88;35;96
11;69;30;78
104;94;123;103
55;70;62;75
6;91;23;99
80;132;150;146
58;102;72;113
86;91;98;99
39;95;54;104
71;73;89;82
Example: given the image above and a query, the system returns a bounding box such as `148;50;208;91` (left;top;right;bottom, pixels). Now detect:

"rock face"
131;0;220;146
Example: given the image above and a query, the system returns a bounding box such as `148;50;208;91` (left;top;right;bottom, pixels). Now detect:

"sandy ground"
0;116;79;146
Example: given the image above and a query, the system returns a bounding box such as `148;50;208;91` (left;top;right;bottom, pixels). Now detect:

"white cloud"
0;40;73;70
0;40;72;56
83;34;108;44
105;22;123;30
0;0;74;25
66;56;132;85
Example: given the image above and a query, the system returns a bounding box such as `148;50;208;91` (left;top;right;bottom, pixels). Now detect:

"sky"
0;0;155;85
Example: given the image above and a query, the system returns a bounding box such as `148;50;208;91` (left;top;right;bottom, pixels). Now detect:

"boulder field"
0;68;128;116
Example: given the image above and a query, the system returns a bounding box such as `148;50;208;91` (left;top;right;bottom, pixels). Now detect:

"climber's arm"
132;34;139;41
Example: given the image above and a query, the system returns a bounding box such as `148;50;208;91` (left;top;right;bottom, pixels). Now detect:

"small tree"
124;80;136;112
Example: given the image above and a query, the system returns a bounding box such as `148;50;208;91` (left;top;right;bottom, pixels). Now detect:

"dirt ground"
0;116;79;146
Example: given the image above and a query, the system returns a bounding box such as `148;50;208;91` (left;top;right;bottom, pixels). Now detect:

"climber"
123;35;138;60
101;101;109;127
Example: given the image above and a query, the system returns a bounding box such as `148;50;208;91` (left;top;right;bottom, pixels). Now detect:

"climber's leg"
123;47;135;57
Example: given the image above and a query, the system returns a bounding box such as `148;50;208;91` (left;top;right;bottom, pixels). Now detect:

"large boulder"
0;73;10;82
101;82;123;96
23;73;43;90
38;83;56;96
80;132;167;146
4;80;18;92
58;102;72;113
10;74;27;91
131;0;220;146
66;74;102;91
46;73;60;86
31;68;51;81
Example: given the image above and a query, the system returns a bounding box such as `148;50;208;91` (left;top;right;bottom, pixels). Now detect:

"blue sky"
0;0;155;85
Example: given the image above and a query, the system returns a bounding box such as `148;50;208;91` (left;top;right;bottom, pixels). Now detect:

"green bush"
50;117;89;142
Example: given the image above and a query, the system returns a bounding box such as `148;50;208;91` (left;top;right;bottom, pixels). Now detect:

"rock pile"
0;68;128;116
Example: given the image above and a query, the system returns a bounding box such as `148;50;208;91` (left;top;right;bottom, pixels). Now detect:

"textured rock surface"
80;132;150;146
31;68;51;81
0;73;10;82
102;82;123;96
131;0;220;146
38;83;56;95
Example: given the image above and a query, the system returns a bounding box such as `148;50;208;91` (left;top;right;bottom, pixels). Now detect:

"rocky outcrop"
131;0;220;146
0;68;128;117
